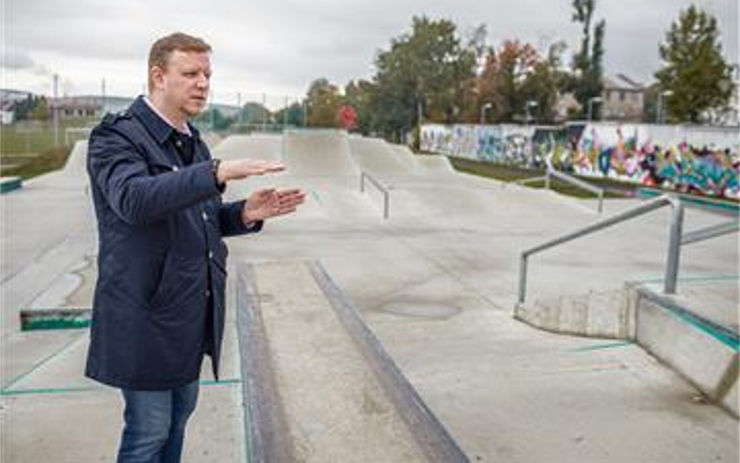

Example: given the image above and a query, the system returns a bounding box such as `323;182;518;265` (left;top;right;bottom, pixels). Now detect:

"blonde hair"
148;32;211;92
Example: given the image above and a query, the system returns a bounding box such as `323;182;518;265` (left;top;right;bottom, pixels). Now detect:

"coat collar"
130;96;200;145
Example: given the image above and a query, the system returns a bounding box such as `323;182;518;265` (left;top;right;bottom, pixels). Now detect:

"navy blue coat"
85;96;261;390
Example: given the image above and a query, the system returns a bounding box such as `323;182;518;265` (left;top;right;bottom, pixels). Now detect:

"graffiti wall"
421;122;740;199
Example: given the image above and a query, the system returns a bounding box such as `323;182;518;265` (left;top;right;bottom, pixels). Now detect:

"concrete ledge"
0;176;23;194
514;289;633;339
634;287;739;417
514;282;738;417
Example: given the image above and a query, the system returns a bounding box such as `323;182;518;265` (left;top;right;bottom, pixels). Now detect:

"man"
85;32;304;462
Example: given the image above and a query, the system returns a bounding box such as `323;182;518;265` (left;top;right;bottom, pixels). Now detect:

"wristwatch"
211;158;225;192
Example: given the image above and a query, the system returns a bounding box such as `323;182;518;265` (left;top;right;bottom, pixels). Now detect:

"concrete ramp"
415;154;454;174
212;134;282;161
236;261;468;462
349;137;416;176
282;130;359;177
387;144;421;171
62;140;88;178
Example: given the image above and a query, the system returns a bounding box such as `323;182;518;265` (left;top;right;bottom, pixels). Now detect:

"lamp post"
657;90;674;124
525;100;539;125
480;102;493;124
587;96;603;121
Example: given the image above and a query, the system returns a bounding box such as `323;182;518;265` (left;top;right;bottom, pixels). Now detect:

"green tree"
305;78;342;127
370;16;479;145
236;102;271;126
273;102;305;127
570;0;605;119
655;5;734;123
194;107;232;131
30;96;50;120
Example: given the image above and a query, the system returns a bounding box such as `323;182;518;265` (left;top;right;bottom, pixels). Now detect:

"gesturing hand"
217;159;285;184
242;188;306;222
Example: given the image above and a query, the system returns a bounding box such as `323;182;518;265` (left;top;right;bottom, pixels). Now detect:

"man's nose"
196;74;209;89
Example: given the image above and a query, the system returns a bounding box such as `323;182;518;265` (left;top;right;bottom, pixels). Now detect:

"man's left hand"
242;188;306;223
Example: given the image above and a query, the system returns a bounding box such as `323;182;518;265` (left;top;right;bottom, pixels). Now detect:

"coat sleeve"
89;124;222;225
218;200;263;237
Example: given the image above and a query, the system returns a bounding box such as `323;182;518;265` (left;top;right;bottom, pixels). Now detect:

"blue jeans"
117;380;200;463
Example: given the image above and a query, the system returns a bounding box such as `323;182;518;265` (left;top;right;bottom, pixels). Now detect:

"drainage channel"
235;261;469;463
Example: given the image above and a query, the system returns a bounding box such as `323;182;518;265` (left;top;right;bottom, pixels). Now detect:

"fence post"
664;199;684;294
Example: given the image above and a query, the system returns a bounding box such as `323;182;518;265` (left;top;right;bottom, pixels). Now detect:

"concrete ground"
1;132;738;462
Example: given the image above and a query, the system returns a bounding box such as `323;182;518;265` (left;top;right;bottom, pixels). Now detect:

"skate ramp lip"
349;137;417;176
415;154;454;174
282;130;359;177
212;134;282;161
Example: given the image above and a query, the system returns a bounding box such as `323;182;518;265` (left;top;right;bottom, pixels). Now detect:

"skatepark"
1;130;738;461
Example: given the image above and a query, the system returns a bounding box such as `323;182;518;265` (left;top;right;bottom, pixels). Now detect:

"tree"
475;40;566;124
370;16;479;144
655;5;734;123
273;102;305;127
570;0;605;119
344;79;375;135
30;96;50;120
305;78;342;127
237;102;271;126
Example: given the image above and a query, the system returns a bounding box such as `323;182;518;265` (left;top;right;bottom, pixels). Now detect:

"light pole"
657;90;674;124
480;102;493;124
587;96;603;121
525;100;539;125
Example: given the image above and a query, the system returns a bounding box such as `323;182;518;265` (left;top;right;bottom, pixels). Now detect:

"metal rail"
510;162;605;213
360;171;390;219
682;220;740;245
518;195;683;305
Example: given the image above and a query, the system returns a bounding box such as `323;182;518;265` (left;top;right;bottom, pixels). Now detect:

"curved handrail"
517;194;683;305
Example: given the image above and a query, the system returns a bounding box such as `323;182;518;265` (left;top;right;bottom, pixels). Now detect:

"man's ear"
150;66;166;92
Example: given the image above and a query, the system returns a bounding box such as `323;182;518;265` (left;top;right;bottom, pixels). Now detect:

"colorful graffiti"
421;123;740;199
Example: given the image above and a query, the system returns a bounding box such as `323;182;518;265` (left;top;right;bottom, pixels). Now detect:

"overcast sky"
2;0;738;107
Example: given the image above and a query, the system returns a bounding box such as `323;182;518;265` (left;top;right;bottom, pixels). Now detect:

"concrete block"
636;294;738;416
586;290;625;338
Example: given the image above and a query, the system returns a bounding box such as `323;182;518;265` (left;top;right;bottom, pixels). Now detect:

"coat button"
172;165;179;172
202;211;208;221
205;289;210;297
208;251;213;259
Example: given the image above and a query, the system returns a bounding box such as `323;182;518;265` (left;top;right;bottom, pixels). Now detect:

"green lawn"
447;156;630;199
1;118;95;179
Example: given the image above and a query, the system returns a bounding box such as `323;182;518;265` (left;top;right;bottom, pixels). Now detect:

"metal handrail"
508;162;605;214
518;195;684;305
682;220;740;245
360;172;390;219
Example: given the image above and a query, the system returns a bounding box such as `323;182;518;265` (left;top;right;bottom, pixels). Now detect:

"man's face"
154;50;211;118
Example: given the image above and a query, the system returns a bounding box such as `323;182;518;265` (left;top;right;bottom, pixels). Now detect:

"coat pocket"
148;250;172;306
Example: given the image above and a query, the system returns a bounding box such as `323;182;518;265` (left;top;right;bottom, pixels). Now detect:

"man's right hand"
216;159;286;184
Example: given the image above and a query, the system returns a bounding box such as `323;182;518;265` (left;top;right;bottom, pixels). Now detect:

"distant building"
601;74;645;122
1;101;15;124
554;92;581;122
49;96;102;119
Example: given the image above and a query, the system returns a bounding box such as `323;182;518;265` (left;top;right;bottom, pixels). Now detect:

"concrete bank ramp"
63;140;88;177
212;134;282;161
349;137;416;176
282;130;359;177
387;144;421;171
415;154;454;174
236;261;468;462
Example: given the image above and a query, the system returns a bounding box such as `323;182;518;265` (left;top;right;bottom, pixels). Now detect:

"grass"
447;156;629;199
1;119;94;179
0;146;72;179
